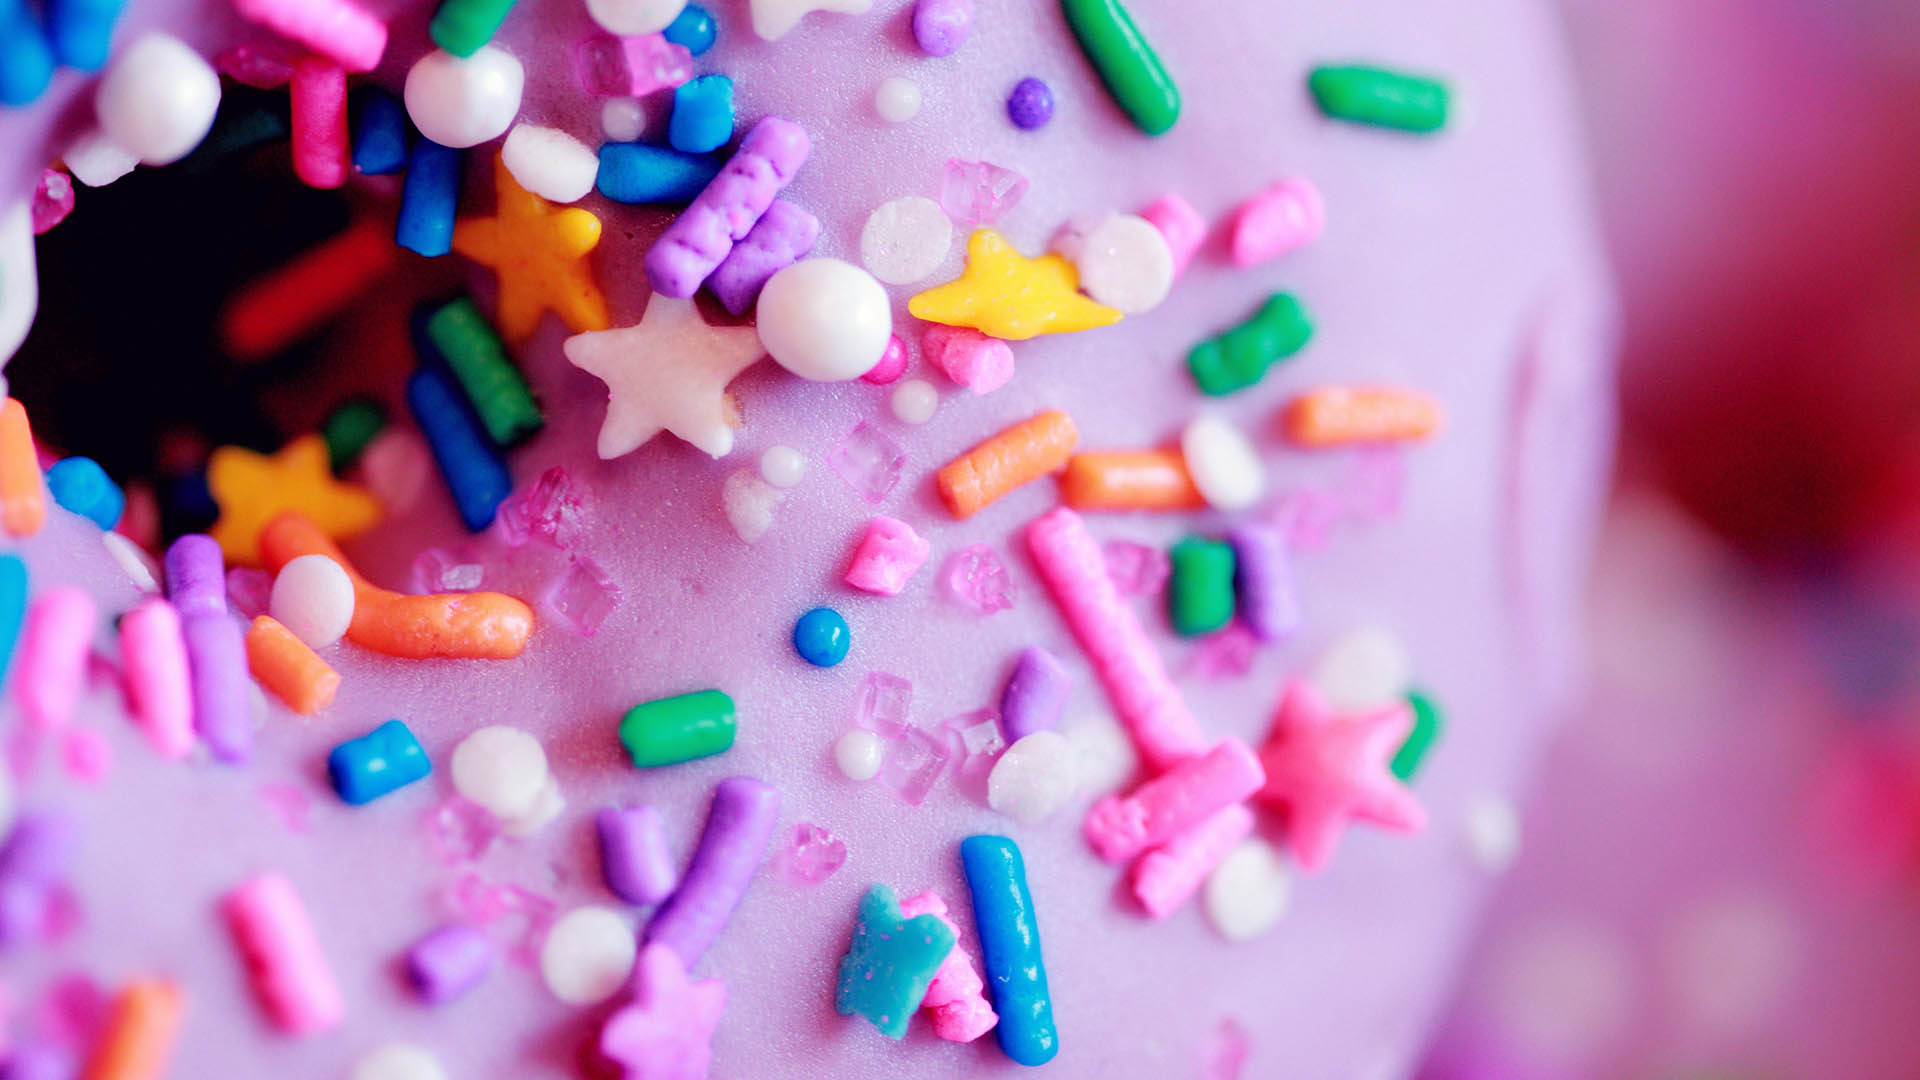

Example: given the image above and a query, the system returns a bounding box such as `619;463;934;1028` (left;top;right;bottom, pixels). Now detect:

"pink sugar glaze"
0;0;1613;1075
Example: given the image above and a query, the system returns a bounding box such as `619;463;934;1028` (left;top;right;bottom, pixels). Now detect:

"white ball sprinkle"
1203;839;1291;942
874;76;922;123
835;729;884;781
94;33;221;165
352;1043;449;1080
585;0;686;35
1462;794;1522;872
269;553;355;649
890;379;939;425
501;124;598;204
601;97;646;142
403;46;525;150
450;726;550;821
987;731;1078;823
541;906;638;1005
62;128;141;187
859;195;953;286
1180;414;1265;512
757;258;892;382
759;445;807;488
1312;627;1413;712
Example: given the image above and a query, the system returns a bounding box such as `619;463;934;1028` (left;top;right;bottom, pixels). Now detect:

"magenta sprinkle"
406;923;497;1004
574;31;693;98
911;0;972;56
30;170;73;234
861;334;909;385
645;116;810;298
642;777;779;966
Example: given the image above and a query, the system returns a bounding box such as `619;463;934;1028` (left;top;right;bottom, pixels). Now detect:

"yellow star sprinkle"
208;434;383;566
908;228;1123;341
452;154;612;344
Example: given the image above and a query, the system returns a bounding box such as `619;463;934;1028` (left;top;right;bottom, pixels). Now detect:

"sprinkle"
46;0;125;71
1180;414;1264;512
1187;293;1312;396
759;445;806;488
776;821;847;884
1000;646;1074;741
1050;212;1172;314
662;3;715;53
405;922;495;1004
564;294;766;459
500;123;599;204
574;31;692;97
986;730;1077;823
911;0;969;55
599;97;646;142
450;725;549;825
835;729;884;781
395;138;463;257
223;872;345;1035
708;198;822;316
1084;738;1264;863
959;835;1057;1066
828;420;905;504
793;606;851;667
620;689;736;768
598;945;727;1079
860;196;953;287
1102;538;1168;597
429;0;517;57
921;324;1014;395
61;127;138;187
1254;680;1426;873
118;599;194;759
585;0;685;34
207;434;382;566
31;169;75;235
542;555;621;637
415;300;543;451
95;33;221;164
45;457;122;530
1138;192;1204;277
321;400;385;472
231;0;386;72
642;776;779;965
873;75;922;123
1280;385;1442;447
1026;507;1206;772
1307;64;1451;134
646;115;810;298
722;468;785;542
406;364;513;532
910;230;1121;341
289;57;350;188
1202;838;1290;941
596;141;723;205
1006;76;1054;130
221;221;398;360
0;0;55;106
0;554;25;686
268;553;354;649
759;258;891;383
937;159;1028;226
165;535;253;763
453;155;610;344
541;906;637;1005
81;979;185;1080
15;587;95;732
1226;523;1298;643
1462;794;1521;872
1311;626;1411;711
328;719;430;804
899;889;997;1042
597;805;679;904
1392;690;1443;781
668;73;734;154
1060;0;1179;136
0;399;47;537
749;0;870;40
245;615;340;715
853;671;911;737
402;45;524;149
259;512;535;659
835;883;956;1039
214;40;298;88
1060;448;1203;511
844;516;931;596
890;379;939;424
1228;177;1323;266
863;334;909;385
936;409;1079;519
1168;536;1235;637
944;543;1014;615
1129;803;1254;919
352;1044;449;1080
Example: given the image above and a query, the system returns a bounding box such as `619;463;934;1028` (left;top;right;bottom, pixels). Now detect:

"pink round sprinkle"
1228;177;1324;267
30;171;73;235
861;334;909;385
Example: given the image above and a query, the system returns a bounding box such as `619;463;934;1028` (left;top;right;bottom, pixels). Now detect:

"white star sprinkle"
750;0;871;40
563;295;765;460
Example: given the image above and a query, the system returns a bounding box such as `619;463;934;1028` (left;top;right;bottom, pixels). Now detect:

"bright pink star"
599;944;728;1080
1255;679;1427;873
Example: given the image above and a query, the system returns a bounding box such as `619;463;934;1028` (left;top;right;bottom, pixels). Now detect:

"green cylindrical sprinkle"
1187;293;1313;396
1308;65;1451;134
429;0;520;58
1060;0;1180;137
322;399;385;473
1168;537;1236;637
1391;690;1444;781
425;297;544;447
620;689;737;768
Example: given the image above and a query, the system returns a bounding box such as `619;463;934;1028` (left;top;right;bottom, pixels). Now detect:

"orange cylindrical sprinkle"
1060;449;1207;511
245;615;341;715
219;219;398;360
259;512;534;659
1280;386;1442;448
936;409;1079;520
83;978;185;1080
0;397;46;537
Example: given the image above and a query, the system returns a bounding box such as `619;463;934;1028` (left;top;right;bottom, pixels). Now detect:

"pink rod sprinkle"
230;0;388;73
1227;177;1323;267
289;57;350;189
15;587;96;732
1084;738;1265;864
1128;803;1256;918
1138;192;1206;277
118;598;195;760
222;872;345;1035
1025;507;1208;772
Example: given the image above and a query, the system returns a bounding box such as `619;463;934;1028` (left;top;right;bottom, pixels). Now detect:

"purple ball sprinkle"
1000;646;1074;742
911;0;972;57
406;923;497;1005
1007;77;1054;131
596;804;680;906
642;776;778;967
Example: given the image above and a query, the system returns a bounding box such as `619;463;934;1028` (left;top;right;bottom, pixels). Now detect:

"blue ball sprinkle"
1007;76;1054;131
44;456;123;531
793;607;851;668
663;3;717;55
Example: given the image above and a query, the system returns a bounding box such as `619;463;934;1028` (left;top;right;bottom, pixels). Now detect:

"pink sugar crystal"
879;725;952;806
1201;1016;1251;1080
214;42;299;88
828;422;905;505
855;671;912;738
1103;539;1170;597
259;782;313;833
939;158;1029;226
943;544;1014;615
1187;622;1258;680
411;547;485;594
575;32;693;98
446;872;516;924
225;567;273;619
1273;488;1343;551
31;170;73;235
496;466;586;550
943;707;1005;772
775;823;847;885
1342;446;1406;522
543;556;622;637
427;798;499;866
59;728;111;785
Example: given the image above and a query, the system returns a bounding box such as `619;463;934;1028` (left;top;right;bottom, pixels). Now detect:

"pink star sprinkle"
599;944;728;1080
1254;679;1426;873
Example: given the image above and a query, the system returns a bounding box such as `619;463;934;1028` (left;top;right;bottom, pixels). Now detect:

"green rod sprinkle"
1391;690;1444;781
321;399;385;473
1168;537;1236;637
1060;0;1180;136
430;0;520;58
1308;65;1451;134
424;297;544;447
620;689;737;768
1187;293;1313;396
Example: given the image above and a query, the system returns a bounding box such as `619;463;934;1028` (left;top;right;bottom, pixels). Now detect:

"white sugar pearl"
94;34;221;166
890;379;938;425
1204;839;1291;942
759;445;806;488
500;775;565;837
1180;414;1264;512
1463;794;1521;872
353;1043;449;1080
757;258;891;381
1054;213;1172;314
835;729;883;781
873;76;922;123
722;468;784;543
1064;716;1137;797
450;726;549;820
404;46;525;150
269;554;355;649
601;97;647;142
586;0;686;35
1312;627;1412;712
62;128;140;187
101;533;159;593
859;196;952;286
987;731;1078;823
541;906;638;1005
501;124;597;204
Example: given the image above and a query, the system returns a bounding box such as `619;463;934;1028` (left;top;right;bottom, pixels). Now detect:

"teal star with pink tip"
835;882;957;1039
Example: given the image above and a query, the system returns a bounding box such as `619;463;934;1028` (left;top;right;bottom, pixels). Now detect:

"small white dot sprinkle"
835;729;883;781
1462;794;1521;872
1063;716;1137;797
1312;627;1412;712
890;379;939;425
450;726;550;821
352;1043;449;1080
601;97;646;142
1203;839;1290;942
540;906;638;1005
760;445;807;488
987;731;1078;823
874;76;922;123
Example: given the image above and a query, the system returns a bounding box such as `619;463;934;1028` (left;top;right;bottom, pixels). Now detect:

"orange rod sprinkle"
219;219;398;361
1060;449;1206;511
0;398;46;537
245;615;341;715
82;978;185;1080
1280;386;1442;448
936;409;1079;520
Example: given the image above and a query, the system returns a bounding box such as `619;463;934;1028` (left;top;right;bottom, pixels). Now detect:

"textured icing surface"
0;0;1612;1076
